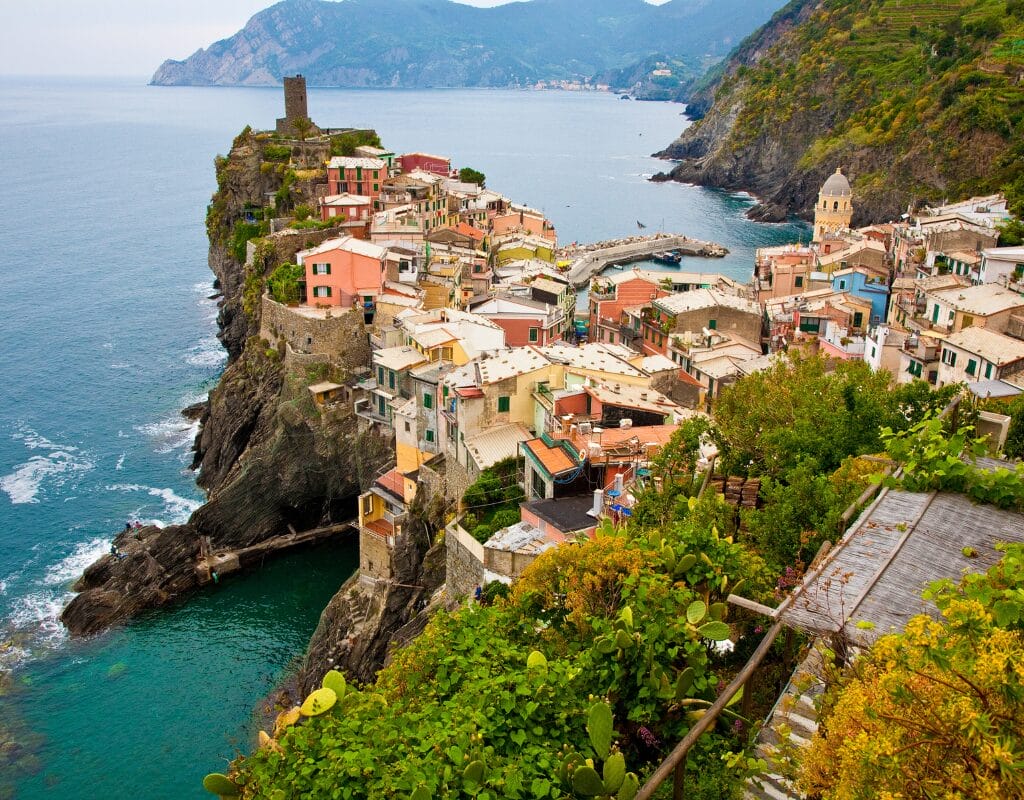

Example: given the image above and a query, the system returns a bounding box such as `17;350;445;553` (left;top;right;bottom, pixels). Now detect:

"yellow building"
813;168;853;242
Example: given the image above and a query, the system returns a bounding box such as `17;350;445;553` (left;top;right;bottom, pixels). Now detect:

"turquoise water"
0;77;804;798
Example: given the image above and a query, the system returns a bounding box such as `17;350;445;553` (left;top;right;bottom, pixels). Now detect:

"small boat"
652;251;682;265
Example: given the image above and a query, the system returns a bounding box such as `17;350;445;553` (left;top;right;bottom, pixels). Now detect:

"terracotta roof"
375;468;405;501
522;438;578;476
453;222;486;241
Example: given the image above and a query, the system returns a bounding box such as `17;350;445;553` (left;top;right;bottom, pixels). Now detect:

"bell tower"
813;167;853;242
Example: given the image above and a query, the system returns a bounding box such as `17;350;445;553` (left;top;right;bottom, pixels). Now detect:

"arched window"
833;201;839;211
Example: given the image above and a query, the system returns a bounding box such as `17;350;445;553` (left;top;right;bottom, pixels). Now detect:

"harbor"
560;233;728;288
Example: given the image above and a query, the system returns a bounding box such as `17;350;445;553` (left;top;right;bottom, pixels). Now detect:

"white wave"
43;537;109;586
1;538;111;670
186;336;227;367
107;483;201;524
109;362;133;370
135;414;200;455
1;427;94;505
115;453;125;471
0;579;6;595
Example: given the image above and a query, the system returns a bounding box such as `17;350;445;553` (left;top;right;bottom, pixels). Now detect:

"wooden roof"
780;488;1024;646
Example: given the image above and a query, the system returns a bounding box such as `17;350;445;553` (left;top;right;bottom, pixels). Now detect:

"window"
839;280;847;290
312;262;331;275
361;494;373;516
377;366;385;384
986;363;993;379
312;286;331;298
373;183;379;192
388;370;396;390
498;396;510;413
708;319;717;330
794;276;804;288
529;327;539;343
425;429;435;443
404;421;411;433
423;393;433;409
853;312;863;328
941;349;957;367
966;359;978;377
949;310;955;322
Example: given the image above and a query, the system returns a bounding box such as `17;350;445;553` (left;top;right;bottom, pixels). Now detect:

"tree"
800;545;1024;799
292;116;314;142
459;166;486;187
712;353;904;479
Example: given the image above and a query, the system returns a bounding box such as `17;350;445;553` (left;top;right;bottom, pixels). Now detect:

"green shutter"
498;396;510;412
986;363;993;379
966;359;977;376
423;393;433;409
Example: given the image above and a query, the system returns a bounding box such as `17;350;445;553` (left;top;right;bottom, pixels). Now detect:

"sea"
0;76;806;798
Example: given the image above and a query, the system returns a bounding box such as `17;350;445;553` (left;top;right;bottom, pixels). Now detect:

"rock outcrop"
655;0;1024;224
62;128;392;635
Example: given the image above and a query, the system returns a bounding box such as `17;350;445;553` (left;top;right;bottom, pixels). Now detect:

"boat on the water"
652;250;682;265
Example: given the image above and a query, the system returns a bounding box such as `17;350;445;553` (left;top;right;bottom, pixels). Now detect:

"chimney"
590;489;604;517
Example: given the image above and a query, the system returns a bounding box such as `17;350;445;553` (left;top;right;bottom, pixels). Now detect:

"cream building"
814;168;854;242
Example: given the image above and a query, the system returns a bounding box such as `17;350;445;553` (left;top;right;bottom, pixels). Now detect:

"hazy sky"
0;0;665;77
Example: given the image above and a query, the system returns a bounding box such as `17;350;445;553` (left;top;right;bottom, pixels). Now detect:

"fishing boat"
652;250;682;265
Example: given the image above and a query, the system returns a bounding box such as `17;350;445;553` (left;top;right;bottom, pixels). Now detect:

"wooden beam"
726;594;776;618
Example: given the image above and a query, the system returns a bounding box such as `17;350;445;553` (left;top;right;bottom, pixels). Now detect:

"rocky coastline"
61;129;410;695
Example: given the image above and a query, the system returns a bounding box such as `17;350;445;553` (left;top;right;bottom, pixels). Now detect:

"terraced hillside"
657;0;1024;224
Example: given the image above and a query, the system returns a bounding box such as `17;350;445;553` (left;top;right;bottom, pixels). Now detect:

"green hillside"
660;0;1024;222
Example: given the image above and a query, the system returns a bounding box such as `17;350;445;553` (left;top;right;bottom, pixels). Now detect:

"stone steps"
743;643;829;800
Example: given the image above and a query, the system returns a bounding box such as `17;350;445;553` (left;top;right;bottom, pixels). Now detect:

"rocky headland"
654;0;1024;224
61;128;408;690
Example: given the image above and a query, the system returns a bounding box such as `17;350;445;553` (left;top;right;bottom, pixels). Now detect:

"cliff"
150;0;783;89
655;0;1024;223
62;128;393;635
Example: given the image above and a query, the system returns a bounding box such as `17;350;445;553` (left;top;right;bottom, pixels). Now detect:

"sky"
0;0;666;77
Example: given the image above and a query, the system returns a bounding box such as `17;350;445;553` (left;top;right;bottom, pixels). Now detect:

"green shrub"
490;508;520;531
293;204;313;222
263;144;292;162
268;262;303;305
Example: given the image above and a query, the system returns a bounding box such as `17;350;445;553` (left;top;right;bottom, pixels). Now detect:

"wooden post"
672;761;685;800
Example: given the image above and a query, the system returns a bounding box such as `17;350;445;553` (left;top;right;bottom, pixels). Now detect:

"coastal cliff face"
656;0;1024;223
62;129;392;635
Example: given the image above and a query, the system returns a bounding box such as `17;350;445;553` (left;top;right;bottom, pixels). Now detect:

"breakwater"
561;233;729;288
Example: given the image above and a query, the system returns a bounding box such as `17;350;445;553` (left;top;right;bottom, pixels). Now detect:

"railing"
636;621;786;800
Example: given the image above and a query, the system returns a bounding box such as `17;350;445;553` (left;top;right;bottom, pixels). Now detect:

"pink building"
326;157;386;203
468;295;564;347
298;236;388;309
400;152;452;176
492;207;556;241
588;271;671;346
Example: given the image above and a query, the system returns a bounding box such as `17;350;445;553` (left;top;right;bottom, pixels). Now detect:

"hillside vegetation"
658;0;1024;223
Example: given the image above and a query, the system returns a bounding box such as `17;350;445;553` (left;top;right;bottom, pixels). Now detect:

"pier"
194;522;354;585
561;233;728;288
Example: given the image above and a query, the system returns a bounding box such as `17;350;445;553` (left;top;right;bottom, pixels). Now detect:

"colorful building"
298;236;387;310
326;157;386;203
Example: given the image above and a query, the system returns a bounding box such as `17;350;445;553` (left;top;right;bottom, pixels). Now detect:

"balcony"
354;399;392;428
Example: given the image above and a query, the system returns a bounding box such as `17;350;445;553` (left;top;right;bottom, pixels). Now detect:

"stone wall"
445;521;484;600
260;296;370;369
359;529;395;581
443;453;474;509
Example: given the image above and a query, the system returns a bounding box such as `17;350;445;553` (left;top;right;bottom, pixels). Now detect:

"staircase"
744;643;828;800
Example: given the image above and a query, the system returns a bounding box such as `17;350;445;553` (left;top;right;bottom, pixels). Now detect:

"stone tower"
813;167;853;242
276;74;316;136
284;75;308;122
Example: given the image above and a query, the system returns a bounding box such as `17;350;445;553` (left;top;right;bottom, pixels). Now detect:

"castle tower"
283;75;308;123
813;167;853;242
276;74;317;136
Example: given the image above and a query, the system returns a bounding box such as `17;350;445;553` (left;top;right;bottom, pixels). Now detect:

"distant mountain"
656;0;1024;223
151;0;785;89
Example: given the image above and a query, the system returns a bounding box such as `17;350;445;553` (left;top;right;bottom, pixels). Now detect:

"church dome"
820;168;851;197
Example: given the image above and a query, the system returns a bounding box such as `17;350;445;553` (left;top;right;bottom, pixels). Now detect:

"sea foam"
0;427;94;505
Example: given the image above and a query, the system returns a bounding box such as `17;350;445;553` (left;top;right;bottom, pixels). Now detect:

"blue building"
831;267;890;326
